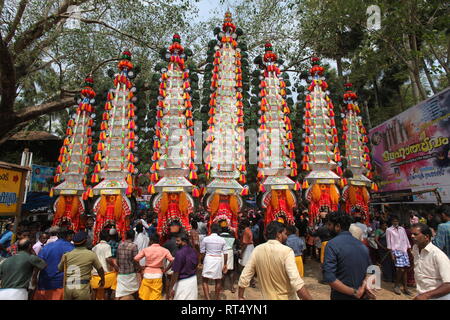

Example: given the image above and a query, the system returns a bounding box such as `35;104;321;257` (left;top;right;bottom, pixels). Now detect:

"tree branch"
0;0;4;17
14;96;75;125
13;0;89;55
74;17;159;53
90;57;120;74
4;0;28;44
0;34;17;113
26;55;66;75
428;41;450;76
0;122;28;145
15;26;64;81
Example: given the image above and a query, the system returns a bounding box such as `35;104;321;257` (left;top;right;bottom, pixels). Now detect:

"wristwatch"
353;288;359;298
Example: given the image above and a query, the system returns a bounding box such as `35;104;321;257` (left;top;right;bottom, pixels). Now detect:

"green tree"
0;0;196;143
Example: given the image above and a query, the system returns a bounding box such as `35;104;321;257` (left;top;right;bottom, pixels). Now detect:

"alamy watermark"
366;5;381;31
65;5;81;30
162;121;281;166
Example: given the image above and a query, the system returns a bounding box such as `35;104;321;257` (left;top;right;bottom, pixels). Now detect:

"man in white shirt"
411;223;450;300
134;213;150;231
91;230;117;300
200;223;228;300
134;223;149;267
32;232;49;255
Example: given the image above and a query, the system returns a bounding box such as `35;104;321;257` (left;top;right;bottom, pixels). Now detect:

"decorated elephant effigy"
153;192;194;239
207;193;241;236
91;50;137;244
262;189;296;226
253;43;300;226
51;75;96;231
301;57;341;225
148;35;198;242
341;83;376;225
304;183;340;224
203;12;250;234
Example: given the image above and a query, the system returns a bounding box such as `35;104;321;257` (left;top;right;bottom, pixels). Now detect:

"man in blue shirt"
168;232;199;300
0;224;14;257
250;219;260;246
285;225;305;277
433;205;450;259
33;228;75;300
323;211;373;300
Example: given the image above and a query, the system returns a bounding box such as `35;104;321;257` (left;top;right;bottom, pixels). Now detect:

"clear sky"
191;0;338;72
194;0;236;22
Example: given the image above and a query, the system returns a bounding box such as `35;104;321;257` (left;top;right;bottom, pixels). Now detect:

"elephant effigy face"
106;195;117;204
169;193;179;201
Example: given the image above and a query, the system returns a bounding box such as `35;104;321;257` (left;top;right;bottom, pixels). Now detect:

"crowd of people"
0;204;448;300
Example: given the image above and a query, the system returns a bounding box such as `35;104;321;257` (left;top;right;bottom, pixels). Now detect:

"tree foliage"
1;0;448;161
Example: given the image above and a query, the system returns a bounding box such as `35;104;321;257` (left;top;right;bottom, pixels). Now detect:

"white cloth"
200;233;227;256
115;273;140;298
164;259;173;276
355;222;370;239
174;275;198;300
0;288;28;300
134;232;150;266
32;241;44;255
223;249;234;270
139;219;150;230
239;244;254;266
220;233;235;270
412;242;450;295
143;273;163;279
92;240;113;274
46;236;58;245
202;255;224;279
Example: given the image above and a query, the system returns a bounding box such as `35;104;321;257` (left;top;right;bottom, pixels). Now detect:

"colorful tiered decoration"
255;43;297;226
203;11;247;235
91;50;136;243
149;34;196;241
341;83;373;225
51;75;96;231
302;57;341;225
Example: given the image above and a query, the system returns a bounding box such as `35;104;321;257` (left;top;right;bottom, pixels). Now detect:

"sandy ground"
188;257;416;300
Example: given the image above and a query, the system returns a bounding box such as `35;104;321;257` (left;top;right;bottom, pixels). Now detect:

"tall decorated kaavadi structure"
148;34;196;241
91;50;136;243
254;43;299;227
341;83;375;225
301;57;341;225
203;12;248;235
51;76;96;231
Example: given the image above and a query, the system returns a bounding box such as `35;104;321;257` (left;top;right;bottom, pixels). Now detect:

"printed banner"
0;168;24;214
368;87;450;203
30;165;55;192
